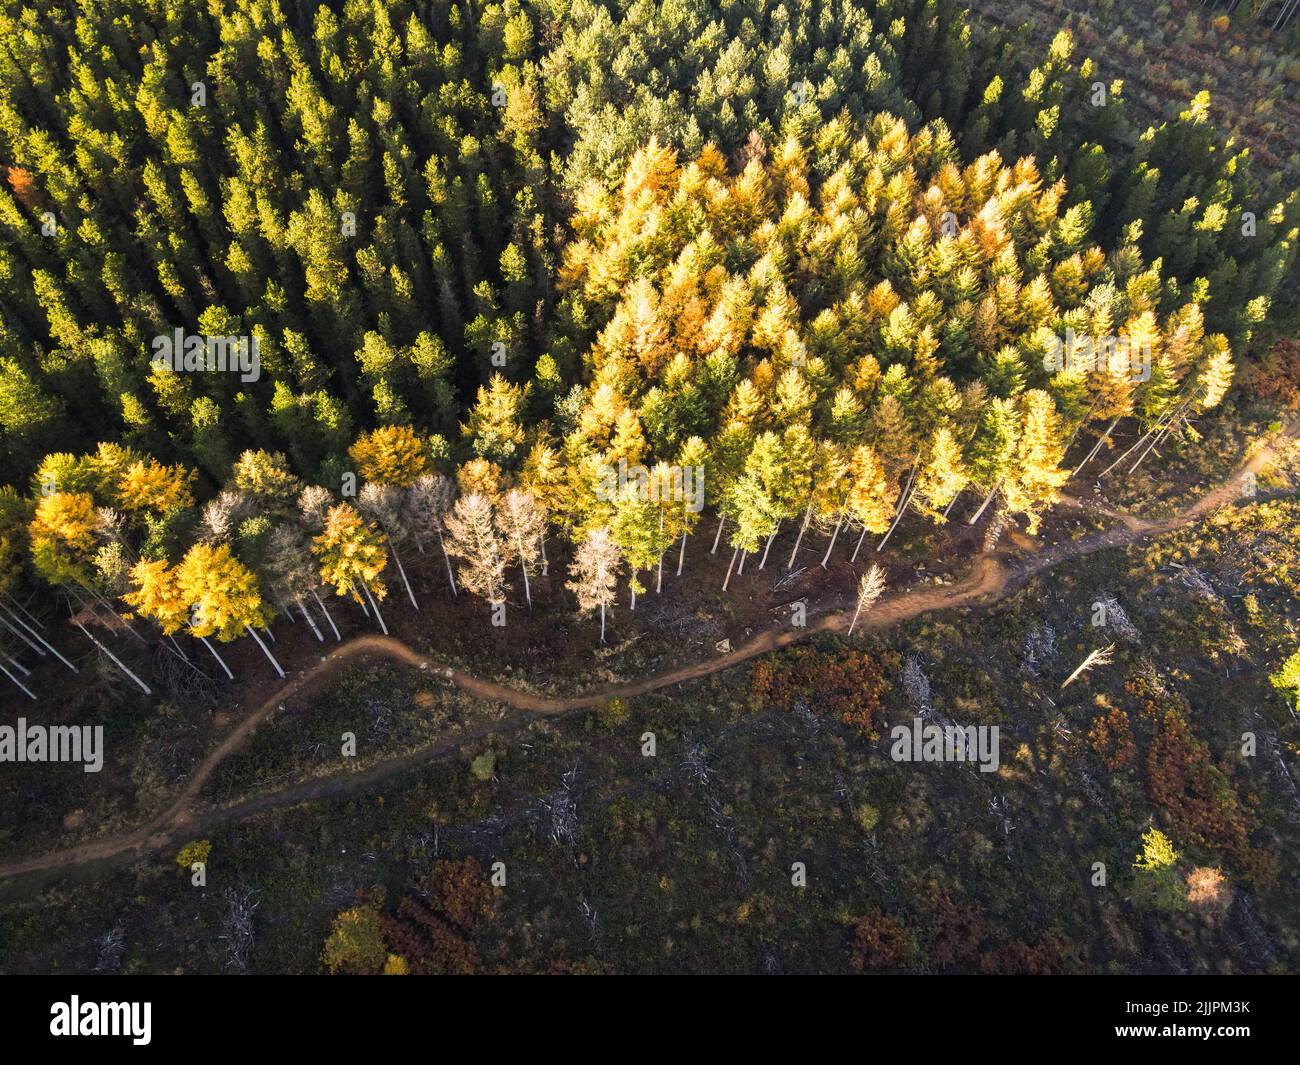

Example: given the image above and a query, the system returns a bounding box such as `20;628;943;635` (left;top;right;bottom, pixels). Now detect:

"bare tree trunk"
516;533;532;610
276;594;295;622
821;509;845;567
81;585;146;644
759;523;779;569
4;594;43;628
850;523;869;562
968;477;1004;525
1127;432;1170;477
160;637;200;676
539;533;548;576
436;527;459;598
3;651;29;675
311;590;341;641
352;584;371;618
878;461;919;552
676;531;688;576
246;625;285;678
1129;403;1195;476
4;599;40;631
1;606;78;671
656;510;664;592
630;582;637;610
711;513;726;554
787;502;812;570
1100;390;1198;480
1072;416;1119;476
388;537;420;611
297;597;324;642
722;546;739;591
599;601;606;644
75;621;151;695
1098;426;1155;479
1060;643;1115;690
0;659;35;700
362;585;388;635
200;636;234;679
0;611;47;657
737;549;747;575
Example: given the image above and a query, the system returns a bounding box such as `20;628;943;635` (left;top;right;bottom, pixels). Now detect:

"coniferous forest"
0;0;1298;992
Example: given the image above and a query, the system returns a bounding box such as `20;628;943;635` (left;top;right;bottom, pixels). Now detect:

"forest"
0;0;1297;979
0;0;1295;683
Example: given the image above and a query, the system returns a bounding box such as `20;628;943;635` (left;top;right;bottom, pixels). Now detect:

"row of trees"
0;1;1294;699
0;423;664;696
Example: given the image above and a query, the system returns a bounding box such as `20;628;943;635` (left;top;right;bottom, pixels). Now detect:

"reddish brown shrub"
751;647;888;734
1243;338;1300;410
1145;708;1253;858
924;885;990;970
848;911;912;971
376;857;496;974
424;856;496;933
1088;708;1135;771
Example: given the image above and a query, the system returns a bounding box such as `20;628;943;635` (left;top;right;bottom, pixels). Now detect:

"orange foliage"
849;912;911;971
424;856;496;932
377;858;496;975
923;885;990;970
381;897;480;975
1088;708;1135;771
1244;338;1300;410
5;166;40;210
921;883;1079;973
1144;708;1254;858
750;647;888;734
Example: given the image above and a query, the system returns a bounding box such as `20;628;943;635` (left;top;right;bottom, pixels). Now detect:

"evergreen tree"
567;527;621;644
495;488;545;610
313;502;391;633
443;492;507;616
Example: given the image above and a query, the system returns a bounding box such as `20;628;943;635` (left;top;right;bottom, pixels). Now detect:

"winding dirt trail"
0;418;1294;895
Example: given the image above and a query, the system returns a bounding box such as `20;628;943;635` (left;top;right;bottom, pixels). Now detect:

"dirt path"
0;417;1293;894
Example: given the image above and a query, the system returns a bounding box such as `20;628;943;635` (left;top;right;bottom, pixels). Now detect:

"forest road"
0;416;1294;896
